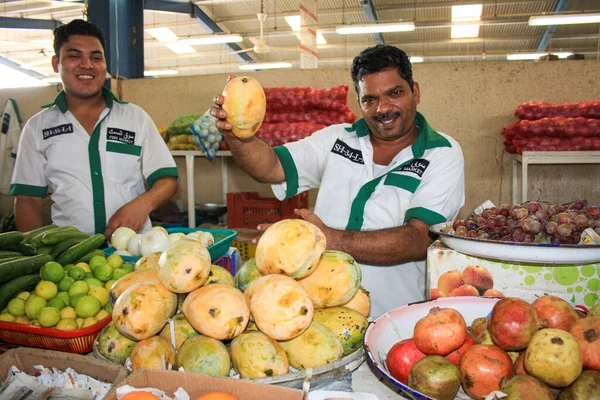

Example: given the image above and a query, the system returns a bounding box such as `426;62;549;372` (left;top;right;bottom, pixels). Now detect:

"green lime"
68;266;86;281
7;298;26;317
0;313;15;322
93;263;113;282
104;279;116;291
82;317;97;328
55;291;70;305
25;296;47;320
68;281;89;297
47;297;66;311
89;255;108;271
104;302;113;314
39;262;64;283
85;272;94;279
106;254;124;269
69;293;86;308
120;263;134;274
84;277;103;289
16;291;30;300
35;281;58;300
60;306;77;320
56;318;78;330
111;268;128;281
63;264;76;273
75;296;101;318
95;309;110;321
88;287;109;306
14;316;30;324
38;307;60;327
58;276;75;292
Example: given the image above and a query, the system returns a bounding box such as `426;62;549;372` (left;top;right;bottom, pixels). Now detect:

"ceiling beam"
536;0;570;51
144;0;254;63
0;55;46;79
0;16;61;30
360;0;384;44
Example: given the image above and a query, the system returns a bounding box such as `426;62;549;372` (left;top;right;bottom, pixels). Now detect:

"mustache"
374;112;401;122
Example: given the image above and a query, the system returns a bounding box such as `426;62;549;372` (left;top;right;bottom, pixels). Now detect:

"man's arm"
104;176;178;238
14;195;43;232
295;209;433;265
211;95;285;184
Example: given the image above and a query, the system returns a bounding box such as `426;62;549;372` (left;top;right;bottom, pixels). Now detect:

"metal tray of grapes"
430;221;600;264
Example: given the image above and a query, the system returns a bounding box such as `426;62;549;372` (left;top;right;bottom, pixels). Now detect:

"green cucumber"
55;234;106;266
40;226;83;246
0;251;22;259
3;242;37;256
23;225;58;243
0;256;27;264
76;249;105;264
29;226;71;247
49;237;86;260
0;231;25;248
36;245;54;255
0;274;41;311
0;254;53;285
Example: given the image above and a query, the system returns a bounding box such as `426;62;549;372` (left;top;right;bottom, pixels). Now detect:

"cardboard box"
104;369;305;400
0;347;128;385
426;240;600;312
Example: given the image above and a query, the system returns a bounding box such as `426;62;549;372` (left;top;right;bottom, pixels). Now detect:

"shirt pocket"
105;142;142;184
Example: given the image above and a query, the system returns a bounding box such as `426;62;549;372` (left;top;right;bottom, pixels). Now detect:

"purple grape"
545;221;558;235
557;224;572;237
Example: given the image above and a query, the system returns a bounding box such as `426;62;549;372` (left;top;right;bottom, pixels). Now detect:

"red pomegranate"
532;295;579;332
569;316;600;371
513;351;527;375
470;317;489;340
414;307;467;355
445;334;475;365
489;297;539;351
459;344;514;399
386;338;426;384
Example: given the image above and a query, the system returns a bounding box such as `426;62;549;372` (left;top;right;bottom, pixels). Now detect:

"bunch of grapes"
442;200;600;245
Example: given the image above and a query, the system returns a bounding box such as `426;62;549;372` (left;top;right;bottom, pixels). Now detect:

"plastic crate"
231;238;257;261
227;192;309;229
0;315;111;354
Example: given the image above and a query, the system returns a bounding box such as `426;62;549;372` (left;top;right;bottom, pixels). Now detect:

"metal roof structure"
0;0;598;82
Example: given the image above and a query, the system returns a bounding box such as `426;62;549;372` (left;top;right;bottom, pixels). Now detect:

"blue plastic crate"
104;228;238;263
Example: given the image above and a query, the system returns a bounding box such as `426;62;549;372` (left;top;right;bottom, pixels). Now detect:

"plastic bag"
190;110;223;161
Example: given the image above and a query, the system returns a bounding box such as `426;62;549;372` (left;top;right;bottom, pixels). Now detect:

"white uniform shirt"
10;88;178;235
0;99;22;195
271;112;465;316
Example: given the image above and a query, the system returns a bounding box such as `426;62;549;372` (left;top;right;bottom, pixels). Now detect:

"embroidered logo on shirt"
331;139;364;164
396;158;430;177
107;127;136;145
42;124;73;140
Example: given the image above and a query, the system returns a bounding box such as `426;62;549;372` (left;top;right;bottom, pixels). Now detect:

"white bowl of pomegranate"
364;296;596;400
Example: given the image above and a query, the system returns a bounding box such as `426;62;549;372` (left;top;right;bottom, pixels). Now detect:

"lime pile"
0;253;133;330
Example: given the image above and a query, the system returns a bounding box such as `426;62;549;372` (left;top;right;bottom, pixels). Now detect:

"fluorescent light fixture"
146;27;178;42
507;52;573;60
451;24;480;38
452;4;483;22
529;13;600;26
0;64;48;89
336;22;415;35
166;42;197;54
410;56;424;63
295;32;327;44
30;39;53;45
42;76;62;83
239;62;292;70
285;15;301;32
180;34;243;46
144;69;179;76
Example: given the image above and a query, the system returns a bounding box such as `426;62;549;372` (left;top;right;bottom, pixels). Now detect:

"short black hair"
53;19;106;58
351;44;415;94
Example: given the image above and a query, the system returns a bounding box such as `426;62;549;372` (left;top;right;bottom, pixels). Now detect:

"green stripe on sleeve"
273;146;299;199
383;174;420;193
10;184;48;197
106;141;141;156
147;167;179;187
404;207;446;226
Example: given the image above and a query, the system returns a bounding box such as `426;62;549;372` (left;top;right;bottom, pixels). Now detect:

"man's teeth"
78;75;93;79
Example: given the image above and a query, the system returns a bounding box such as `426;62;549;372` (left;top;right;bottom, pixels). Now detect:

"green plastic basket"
104;228;237;263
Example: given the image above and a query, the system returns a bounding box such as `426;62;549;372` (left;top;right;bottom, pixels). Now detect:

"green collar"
42;87;127;113
344;112;452;158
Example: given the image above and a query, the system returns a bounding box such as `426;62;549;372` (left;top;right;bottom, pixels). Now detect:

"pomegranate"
569;316;600;371
437;270;462;294
513;351;527;375
483;289;505;297
557;370;600;400
525;328;583;388
430;288;447;299
408;355;461;400
461;265;493;293
500;375;554;400
413;307;467;355
445;334;475;365
532;295;579;332
459;344;514;399
385;338;426;384
489;297;539;351
449;284;479;297
475;330;493;345
469;317;489;340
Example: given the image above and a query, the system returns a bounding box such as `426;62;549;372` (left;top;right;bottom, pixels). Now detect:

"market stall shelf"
430;222;600;264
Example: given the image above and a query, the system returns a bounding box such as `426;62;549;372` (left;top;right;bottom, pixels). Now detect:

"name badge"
397;158;430;177
42;124;74;140
107;127;136;145
331;139;364;165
